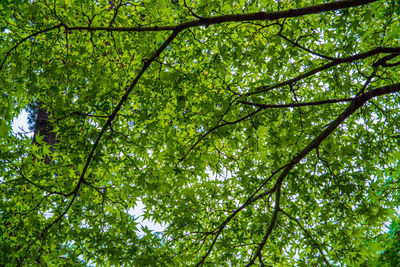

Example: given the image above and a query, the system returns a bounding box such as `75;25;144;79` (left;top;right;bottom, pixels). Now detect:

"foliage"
1;0;400;265
378;219;400;266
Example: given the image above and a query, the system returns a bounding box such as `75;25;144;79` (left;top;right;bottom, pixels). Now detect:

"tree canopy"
1;0;400;265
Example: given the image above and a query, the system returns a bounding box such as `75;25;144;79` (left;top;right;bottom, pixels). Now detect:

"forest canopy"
1;0;400;265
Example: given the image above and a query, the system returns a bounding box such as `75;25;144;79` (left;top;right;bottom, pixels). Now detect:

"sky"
11;109;32;137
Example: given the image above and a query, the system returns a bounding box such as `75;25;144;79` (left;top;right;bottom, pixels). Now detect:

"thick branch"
205;84;399;265
73;30;179;195
246;183;282;266
195;165;286;266
66;0;375;33
1;0;376;73
194;83;400;265
245;47;400;97
284;84;400;169
2;0;382;258
252;84;400;205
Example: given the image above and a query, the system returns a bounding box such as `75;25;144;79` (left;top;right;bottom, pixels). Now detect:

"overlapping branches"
279;208;330;265
195;83;400;265
2;0;391;264
64;0;375;33
46;1;379;235
179;46;400;164
38;30;180;238
1;0;376;71
245;46;400;97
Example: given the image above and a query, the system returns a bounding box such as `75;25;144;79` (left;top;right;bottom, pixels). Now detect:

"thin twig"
37;29;181;244
239;97;356;109
0;23;63;71
277;32;335;60
279;208;331;266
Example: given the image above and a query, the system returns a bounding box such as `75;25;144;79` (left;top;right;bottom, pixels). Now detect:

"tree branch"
195;165;286;266
194;83;400;264
279;208;331;266
252;84;400;203
0;23;63;71
226;83;399;265
38;29;181;242
1;0;376;72
178;108;263;163
247;183;282;266
65;0;375;34
277;32;335;60
245;47;400;97
239;97;356;109
18;170;68;196
72;30;179;195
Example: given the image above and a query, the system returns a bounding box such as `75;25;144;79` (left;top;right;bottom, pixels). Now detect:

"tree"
1;0;400;265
